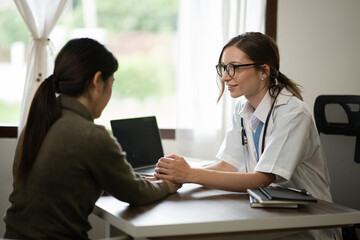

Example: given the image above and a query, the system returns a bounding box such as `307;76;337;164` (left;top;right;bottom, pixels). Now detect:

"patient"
3;38;180;240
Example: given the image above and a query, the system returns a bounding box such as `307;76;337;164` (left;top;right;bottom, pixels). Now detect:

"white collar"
240;88;293;125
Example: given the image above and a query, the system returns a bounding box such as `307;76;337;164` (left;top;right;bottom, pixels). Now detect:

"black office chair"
314;95;360;240
314;95;360;163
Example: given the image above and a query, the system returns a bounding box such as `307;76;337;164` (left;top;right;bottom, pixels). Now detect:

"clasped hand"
154;154;192;184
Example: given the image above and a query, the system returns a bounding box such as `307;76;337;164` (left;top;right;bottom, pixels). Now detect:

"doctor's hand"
154;154;192;183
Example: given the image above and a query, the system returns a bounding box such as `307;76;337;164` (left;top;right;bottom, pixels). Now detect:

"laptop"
110;116;164;176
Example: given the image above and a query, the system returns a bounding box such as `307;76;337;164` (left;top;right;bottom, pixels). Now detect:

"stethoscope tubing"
241;89;281;155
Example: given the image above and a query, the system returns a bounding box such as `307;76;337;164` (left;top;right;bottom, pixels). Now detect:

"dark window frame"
265;0;278;41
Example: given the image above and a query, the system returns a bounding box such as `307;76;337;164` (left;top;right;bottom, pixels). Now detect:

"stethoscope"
241;89;281;155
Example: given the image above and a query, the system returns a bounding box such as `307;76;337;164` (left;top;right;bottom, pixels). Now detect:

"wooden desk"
93;184;360;239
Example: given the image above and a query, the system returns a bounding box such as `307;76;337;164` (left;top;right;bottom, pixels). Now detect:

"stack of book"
247;187;317;208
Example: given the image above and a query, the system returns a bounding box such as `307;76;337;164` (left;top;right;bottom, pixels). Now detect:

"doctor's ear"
259;64;271;80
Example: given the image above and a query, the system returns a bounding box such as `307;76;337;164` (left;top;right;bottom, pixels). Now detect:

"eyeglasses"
215;63;261;77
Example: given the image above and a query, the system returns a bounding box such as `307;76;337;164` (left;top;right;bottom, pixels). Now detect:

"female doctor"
155;32;333;203
155;32;338;239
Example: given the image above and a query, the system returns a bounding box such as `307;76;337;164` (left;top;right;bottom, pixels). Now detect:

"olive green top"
4;95;169;240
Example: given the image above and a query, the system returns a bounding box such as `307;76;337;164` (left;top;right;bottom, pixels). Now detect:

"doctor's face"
220;46;264;99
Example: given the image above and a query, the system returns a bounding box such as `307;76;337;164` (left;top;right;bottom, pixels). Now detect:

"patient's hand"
165;180;183;193
146;176;182;193
145;176;158;181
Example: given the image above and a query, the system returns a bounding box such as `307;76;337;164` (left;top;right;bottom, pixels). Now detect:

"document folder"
259;187;317;202
247;187;317;208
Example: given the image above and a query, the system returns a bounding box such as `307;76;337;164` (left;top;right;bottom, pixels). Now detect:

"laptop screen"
110;116;164;168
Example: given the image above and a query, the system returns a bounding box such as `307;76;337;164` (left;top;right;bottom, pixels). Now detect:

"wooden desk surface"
93;184;360;239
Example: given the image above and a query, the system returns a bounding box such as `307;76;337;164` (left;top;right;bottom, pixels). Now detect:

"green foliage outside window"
113;50;175;100
0;6;30;61
0;7;29;46
93;0;178;101
0;102;20;124
96;0;178;33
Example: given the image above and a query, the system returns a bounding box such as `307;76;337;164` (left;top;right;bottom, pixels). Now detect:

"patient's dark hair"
217;32;302;102
16;38;118;182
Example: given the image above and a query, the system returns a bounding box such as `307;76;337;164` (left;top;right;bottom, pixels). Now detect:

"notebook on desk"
110;116;164;176
247;187;317;208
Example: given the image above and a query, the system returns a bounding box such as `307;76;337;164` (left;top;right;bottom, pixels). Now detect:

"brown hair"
16;38;118;182
217;32;302;102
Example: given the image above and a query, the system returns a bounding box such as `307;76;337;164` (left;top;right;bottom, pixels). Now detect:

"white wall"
277;0;360;209
277;0;360;108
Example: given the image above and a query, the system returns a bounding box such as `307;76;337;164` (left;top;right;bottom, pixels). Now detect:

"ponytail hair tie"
47;74;59;92
276;71;280;78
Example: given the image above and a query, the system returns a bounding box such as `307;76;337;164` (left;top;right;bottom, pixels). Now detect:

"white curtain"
15;0;69;134
175;0;266;159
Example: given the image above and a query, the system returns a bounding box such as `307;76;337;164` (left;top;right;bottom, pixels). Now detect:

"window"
0;0;29;125
0;0;178;129
96;0;178;129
